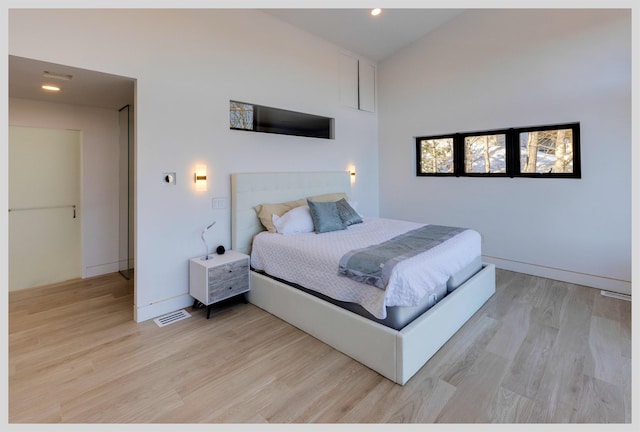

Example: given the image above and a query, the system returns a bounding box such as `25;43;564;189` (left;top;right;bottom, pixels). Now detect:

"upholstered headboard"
231;171;351;255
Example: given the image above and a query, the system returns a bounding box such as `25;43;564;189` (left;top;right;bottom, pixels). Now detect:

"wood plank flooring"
8;269;632;423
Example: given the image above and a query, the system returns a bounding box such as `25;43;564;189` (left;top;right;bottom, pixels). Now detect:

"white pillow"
272;205;314;235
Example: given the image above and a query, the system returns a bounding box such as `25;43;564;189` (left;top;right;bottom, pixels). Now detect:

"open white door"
9;126;82;291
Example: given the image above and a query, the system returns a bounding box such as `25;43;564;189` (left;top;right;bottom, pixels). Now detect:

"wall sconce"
194;164;207;191
348;166;356;183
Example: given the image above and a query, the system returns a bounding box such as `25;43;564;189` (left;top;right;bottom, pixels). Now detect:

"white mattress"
250;217;481;319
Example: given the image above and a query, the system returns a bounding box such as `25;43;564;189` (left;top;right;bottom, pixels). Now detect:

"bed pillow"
272;205;314;235
349;201;365;218
307;192;349;202
307;199;347;234
336;198;363;226
255;198;307;233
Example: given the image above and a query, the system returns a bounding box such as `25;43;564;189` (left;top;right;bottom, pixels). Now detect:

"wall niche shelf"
229;100;334;139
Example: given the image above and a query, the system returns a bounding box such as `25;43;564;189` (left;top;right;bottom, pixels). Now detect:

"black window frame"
416;122;581;179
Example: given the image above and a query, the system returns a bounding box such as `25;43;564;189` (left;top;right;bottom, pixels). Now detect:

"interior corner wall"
377;9;631;294
8;98;121;279
8;9;379;321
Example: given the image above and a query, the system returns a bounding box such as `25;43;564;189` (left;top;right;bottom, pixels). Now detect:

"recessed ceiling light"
43;71;73;81
42;85;60;92
371;8;382;16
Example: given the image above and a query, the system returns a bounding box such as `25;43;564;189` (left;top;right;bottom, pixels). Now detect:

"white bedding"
250;217;481;319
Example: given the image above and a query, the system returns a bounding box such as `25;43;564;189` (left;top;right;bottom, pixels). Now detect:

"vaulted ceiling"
8;8;462;109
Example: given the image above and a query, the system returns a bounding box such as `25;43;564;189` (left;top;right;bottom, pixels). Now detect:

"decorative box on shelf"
189;250;250;319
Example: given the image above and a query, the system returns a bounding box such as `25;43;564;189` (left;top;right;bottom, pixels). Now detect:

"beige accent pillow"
255;198;307;233
306;192;348;202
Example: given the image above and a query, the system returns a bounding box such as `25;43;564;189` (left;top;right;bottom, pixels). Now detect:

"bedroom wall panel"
339;53;376;112
358;61;376;113
8;9;379;321
377;9;632;294
338;53;359;109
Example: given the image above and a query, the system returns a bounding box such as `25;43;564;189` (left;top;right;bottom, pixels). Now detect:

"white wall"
9;98;121;279
8;9;379;321
378;9;631;294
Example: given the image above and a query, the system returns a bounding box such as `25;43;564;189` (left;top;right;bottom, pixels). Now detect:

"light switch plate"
212;197;227;209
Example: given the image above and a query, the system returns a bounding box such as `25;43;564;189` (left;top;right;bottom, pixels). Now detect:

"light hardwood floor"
8;269;632;423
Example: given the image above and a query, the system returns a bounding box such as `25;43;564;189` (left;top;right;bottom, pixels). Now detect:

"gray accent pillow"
336;198;363;226
307;199;347;234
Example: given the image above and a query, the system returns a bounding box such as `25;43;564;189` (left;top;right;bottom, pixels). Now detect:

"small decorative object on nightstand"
189;250;250;319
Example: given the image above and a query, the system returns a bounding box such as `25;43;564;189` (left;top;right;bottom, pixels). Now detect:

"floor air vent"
154;309;191;327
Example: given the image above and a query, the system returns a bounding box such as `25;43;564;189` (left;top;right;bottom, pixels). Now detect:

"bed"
231;171;496;385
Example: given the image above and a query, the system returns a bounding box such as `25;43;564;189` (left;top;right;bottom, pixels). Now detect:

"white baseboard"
84;262;120;278
134;293;194;323
600;290;631;301
483;256;631;296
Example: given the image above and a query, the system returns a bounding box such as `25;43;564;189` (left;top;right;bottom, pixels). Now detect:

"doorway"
9;55;136;308
8;126;82;290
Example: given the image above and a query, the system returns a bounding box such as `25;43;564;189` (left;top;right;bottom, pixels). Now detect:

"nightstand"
189;250;250;319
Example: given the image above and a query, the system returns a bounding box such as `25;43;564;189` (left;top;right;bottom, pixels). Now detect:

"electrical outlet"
212;197;227;209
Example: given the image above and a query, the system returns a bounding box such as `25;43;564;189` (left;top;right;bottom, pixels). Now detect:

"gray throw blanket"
338;225;466;289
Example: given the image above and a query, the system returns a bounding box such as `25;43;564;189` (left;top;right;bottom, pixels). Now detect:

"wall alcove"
229;100;334;139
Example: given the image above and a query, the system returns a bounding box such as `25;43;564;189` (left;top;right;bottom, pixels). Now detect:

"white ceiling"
8;9;462;109
264;9;464;62
8;55;135;110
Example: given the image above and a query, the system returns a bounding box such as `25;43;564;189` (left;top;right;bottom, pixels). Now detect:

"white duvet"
250;217;481;319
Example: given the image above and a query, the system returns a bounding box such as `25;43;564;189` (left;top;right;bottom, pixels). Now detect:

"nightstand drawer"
207;258;249;282
208;275;249;303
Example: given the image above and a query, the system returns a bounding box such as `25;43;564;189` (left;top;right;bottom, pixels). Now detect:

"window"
464;133;506;174
229;100;334;139
229;101;254;131
519;127;575;174
417;136;454;174
416;123;580;178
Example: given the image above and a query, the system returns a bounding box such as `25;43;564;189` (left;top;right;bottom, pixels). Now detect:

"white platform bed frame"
231;171;496;385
